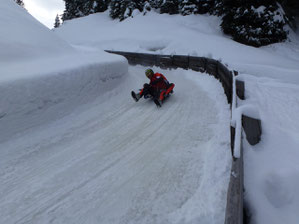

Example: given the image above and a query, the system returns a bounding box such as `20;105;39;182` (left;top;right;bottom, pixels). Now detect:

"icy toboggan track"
0;66;231;224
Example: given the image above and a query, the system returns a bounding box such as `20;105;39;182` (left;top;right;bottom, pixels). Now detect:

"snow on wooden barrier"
105;50;262;224
225;128;244;224
229;72;262;224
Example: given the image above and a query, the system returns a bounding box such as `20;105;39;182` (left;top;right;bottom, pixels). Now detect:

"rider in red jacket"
132;69;174;106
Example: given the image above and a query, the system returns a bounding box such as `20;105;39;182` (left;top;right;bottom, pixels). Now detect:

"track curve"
0;66;231;224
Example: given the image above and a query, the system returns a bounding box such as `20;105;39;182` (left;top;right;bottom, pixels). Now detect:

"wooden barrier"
242;115;262;145
236;80;245;100
225;138;244;224
105;50;233;104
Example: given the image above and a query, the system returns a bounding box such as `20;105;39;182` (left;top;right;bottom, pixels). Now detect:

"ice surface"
0;67;231;224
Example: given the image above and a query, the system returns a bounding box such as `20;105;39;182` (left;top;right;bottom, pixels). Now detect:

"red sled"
131;83;175;107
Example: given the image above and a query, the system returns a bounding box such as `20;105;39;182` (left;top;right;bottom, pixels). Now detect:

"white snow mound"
0;0;128;142
0;0;73;62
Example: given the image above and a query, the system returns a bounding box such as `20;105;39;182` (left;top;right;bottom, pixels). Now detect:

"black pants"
142;84;159;99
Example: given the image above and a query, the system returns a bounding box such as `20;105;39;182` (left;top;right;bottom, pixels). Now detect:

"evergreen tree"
127;0;145;18
211;0;225;16
179;0;219;16
160;0;180;15
148;0;163;10
109;0;127;20
143;1;152;12
54;14;61;28
93;0;110;13
109;0;144;21
279;0;299;18
180;0;198;15
77;0;95;16
15;0;25;8
62;0;82;21
279;0;299;29
221;0;288;47
197;0;214;14
62;0;109;21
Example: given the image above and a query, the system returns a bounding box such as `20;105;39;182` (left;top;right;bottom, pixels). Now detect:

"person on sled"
131;69;175;107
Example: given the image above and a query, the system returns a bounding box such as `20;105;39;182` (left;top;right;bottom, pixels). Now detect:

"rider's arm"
151;77;164;85
151;73;169;85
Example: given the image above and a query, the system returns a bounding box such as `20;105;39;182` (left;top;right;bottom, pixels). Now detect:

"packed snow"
0;64;232;224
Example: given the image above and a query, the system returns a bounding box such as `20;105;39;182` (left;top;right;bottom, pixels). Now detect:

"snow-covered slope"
0;54;127;142
241;76;299;224
0;0;126;80
0;0;127;142
0;0;73;63
55;11;299;224
55;11;299;84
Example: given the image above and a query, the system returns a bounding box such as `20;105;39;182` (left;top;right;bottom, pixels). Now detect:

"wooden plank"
217;62;232;87
172;55;189;69
230;126;236;157
236;80;245;100
189;56;206;72
156;55;173;68
225;149;244;224
242;115;262;145
205;59;219;78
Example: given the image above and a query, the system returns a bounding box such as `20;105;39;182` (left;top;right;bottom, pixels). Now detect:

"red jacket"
150;73;169;90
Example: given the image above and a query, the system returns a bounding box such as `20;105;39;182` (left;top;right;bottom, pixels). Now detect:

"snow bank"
240;74;299;224
173;71;232;223
0;0;128;142
0;0;73;63
0;52;127;143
